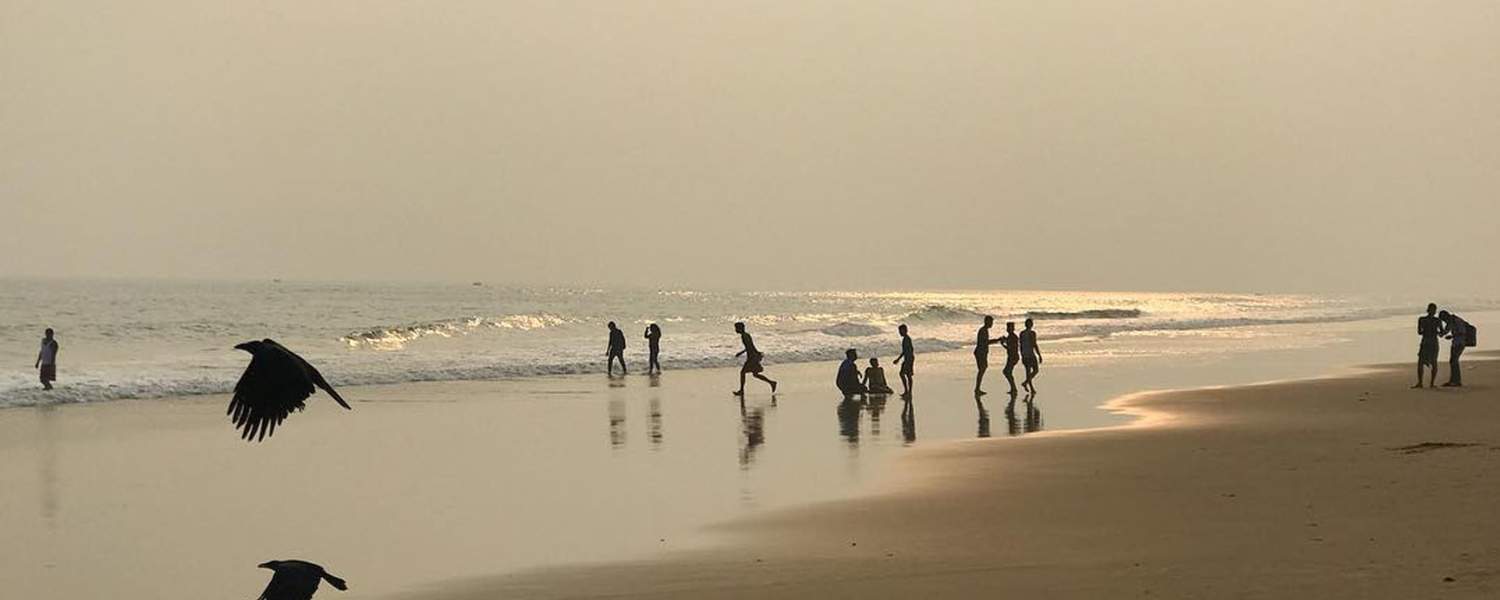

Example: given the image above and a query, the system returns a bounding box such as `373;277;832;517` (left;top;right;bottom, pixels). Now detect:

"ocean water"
0;279;1488;406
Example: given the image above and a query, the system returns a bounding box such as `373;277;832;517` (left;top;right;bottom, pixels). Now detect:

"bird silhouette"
254;559;348;600
229;339;350;441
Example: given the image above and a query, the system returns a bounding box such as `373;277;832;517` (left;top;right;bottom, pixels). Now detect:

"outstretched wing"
229;341;315;442
268;340;351;410
258;569;320;600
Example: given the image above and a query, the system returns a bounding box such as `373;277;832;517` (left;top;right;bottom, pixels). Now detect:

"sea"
2;278;1490;407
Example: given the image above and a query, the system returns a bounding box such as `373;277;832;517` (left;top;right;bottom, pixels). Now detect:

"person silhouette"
643;323;663;374
1415;303;1441;388
35;328;59;390
606;322;627;376
864;358;894;395
837;349;868;398
1020;318;1043;392
733;322;777;395
999;322;1020;395
1438;310;1470;387
893;324;915;397
973;316;1005;395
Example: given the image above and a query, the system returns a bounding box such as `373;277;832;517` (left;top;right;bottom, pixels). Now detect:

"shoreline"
411;352;1499;599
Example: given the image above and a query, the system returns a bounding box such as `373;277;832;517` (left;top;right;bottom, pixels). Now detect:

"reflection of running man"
1020;318;1043;392
733;322;778;396
973;316;1005;395
1415;303;1441;388
893;324;915;397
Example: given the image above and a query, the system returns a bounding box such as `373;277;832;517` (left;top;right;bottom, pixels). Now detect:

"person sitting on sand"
35;328;59;390
1438;310;1470;387
864;358;894;395
1415;303;1441;388
606;321;627;376
837;349;868;398
734;322;778;395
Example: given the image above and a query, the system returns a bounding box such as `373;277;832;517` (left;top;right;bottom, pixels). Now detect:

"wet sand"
420;353;1500;599
0;317;1489;599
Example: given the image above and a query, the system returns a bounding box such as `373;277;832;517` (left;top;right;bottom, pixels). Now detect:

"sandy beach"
419;353;1500;599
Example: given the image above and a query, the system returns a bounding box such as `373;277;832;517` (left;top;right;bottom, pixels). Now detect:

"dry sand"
421;353;1500;599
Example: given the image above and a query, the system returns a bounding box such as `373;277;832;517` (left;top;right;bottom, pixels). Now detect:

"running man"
893;324;915;397
1000;321;1021;395
606;321;628;375
35;328;59;390
973;316;1005;395
1020;318;1043;392
733;322;778;395
1415;303;1441;388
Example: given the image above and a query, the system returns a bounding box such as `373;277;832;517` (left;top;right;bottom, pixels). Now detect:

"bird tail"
322;572;349;591
324;387;352;410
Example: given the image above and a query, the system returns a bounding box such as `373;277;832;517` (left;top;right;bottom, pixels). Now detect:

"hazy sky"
3;1;1496;293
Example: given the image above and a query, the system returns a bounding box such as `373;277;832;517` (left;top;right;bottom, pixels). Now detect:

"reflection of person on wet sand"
973;316;1005;395
606;322;627;375
975;396;991;438
837;397;864;444
864;358;894;394
900;398;916;444
733;322;778;396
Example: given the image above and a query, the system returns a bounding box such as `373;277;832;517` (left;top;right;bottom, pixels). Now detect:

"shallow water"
2;310;1487;599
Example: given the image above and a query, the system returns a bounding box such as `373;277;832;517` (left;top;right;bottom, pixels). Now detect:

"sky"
2;1;1497;293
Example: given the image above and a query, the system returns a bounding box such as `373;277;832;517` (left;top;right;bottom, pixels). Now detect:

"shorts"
1418;340;1439;364
900;361;914;376
742;352;765;374
1003;355;1019;373
974;352;988;368
40;364;56;382
1022;355;1039;369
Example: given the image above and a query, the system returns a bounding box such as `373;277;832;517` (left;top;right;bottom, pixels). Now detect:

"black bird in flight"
254;559;348;600
229;339;350;441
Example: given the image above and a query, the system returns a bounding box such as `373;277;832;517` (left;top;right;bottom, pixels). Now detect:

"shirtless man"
1000;322;1021;395
35;328;59;390
973;316;1005;395
734;322;778;396
606;321;627;375
1020;318;1043;393
1415;303;1441;388
892;324;915;397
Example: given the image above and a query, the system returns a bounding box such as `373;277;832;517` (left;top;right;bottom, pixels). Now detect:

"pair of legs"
1002;357;1019;394
1415;347;1438;388
974;353;989;395
40;365;55;390
1446;345;1465;386
1022;359;1039;392
736;369;777;395
898;367;913;397
608;352;627;376
647;349;661;374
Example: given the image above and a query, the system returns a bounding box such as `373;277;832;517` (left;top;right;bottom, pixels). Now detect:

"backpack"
1466;323;1477;347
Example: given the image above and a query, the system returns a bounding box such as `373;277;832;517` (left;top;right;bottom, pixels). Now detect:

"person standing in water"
1000;321;1021;395
734;322;778;396
973;316;1005;395
1415;303;1441;388
35;328;59;390
893;324;915;397
1020;318;1043;392
606;321;628;375
643;323;662;374
1438;310;1470;387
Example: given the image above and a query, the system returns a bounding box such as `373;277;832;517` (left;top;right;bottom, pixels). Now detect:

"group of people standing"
1415;303;1475;388
975;316;1042;396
